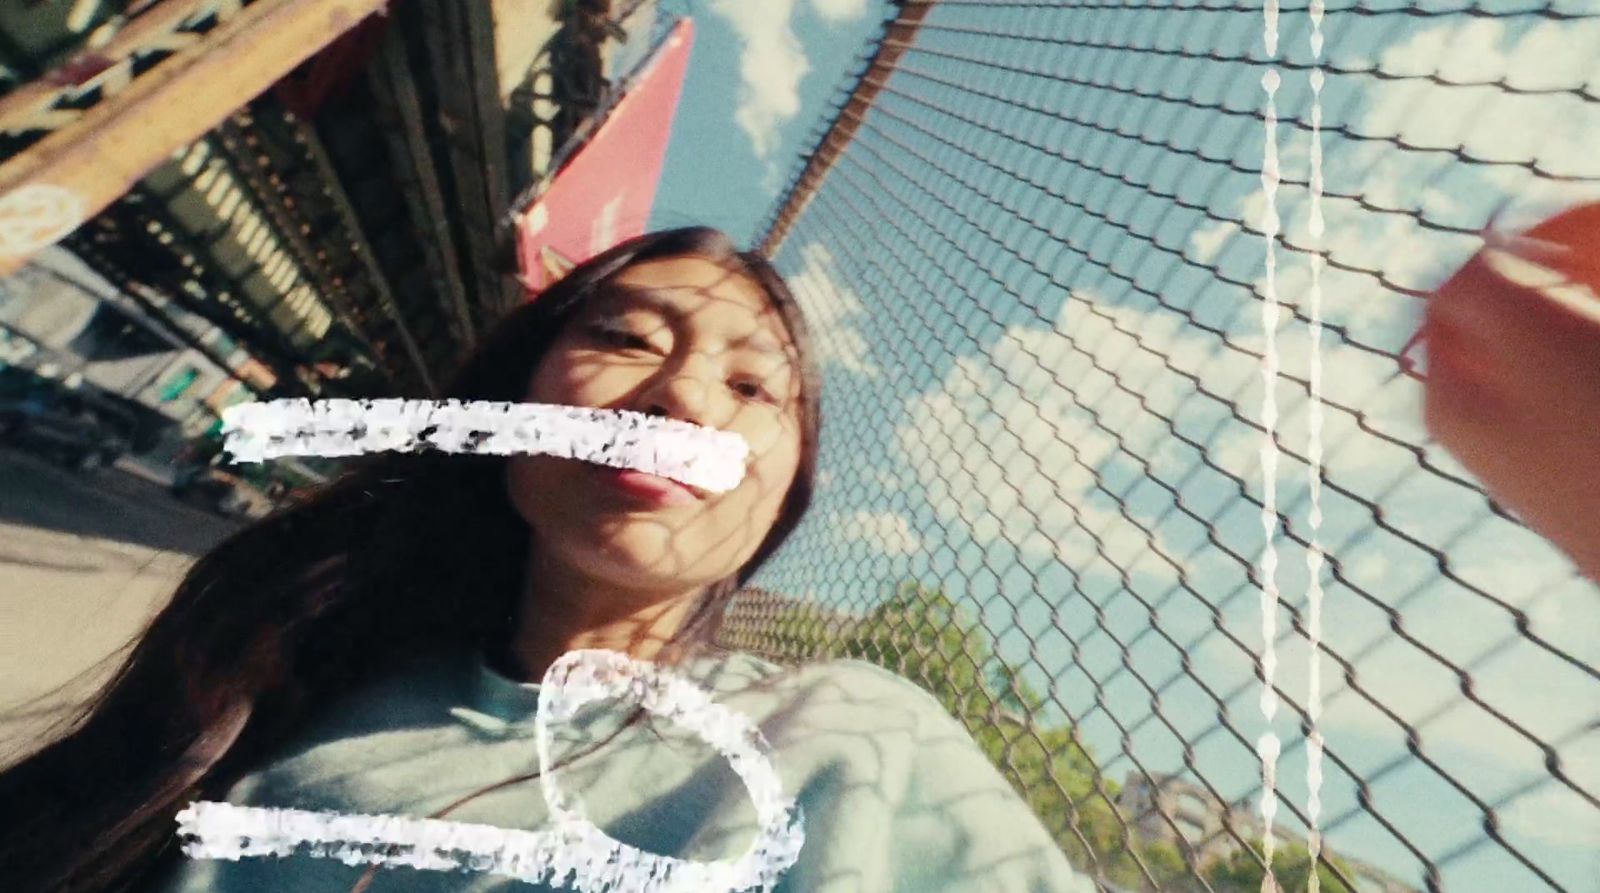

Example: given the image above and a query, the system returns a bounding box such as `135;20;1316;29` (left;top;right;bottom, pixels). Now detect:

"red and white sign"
515;18;696;296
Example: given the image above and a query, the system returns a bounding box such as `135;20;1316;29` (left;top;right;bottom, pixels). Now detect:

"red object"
273;10;391;119
515;18;696;296
1522;202;1600;280
586;464;701;507
49;53;114;87
1400;201;1600;381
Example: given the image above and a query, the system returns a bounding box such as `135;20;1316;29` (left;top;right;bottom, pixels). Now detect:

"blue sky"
632;4;1600;892
646;0;886;243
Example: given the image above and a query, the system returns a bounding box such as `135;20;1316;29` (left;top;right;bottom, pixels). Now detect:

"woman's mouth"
585;464;702;507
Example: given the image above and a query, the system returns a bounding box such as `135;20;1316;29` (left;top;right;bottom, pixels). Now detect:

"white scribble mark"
1309;0;1326;59
220;399;750;493
176;650;805;893
1264;0;1280;57
1258;65;1284;893
0;184;87;258
537;649;806;893
1305;16;1328;887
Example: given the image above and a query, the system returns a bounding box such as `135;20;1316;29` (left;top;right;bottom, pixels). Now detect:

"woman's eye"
730;378;777;403
587;322;652;351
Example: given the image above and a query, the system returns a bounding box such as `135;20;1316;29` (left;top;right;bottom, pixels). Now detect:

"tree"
1203;839;1358;893
739;582;1137;880
726;580;1368;893
834;580;995;720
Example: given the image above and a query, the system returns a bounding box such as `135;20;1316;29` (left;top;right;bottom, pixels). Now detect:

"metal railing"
719;2;1600;892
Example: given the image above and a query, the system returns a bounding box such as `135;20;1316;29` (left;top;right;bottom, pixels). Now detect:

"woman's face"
505;254;806;599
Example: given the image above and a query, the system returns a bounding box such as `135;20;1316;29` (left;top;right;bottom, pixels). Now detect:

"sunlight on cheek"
732;409;799;468
531;357;641;407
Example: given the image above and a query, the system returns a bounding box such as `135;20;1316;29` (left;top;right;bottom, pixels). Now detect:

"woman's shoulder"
229;651;477;782
694;647;928;692
296;651;477;738
697;650;958;734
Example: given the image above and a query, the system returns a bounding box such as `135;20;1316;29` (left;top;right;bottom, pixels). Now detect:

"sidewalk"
0;520;192;764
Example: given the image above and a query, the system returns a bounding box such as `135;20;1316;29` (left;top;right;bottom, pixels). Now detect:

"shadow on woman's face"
504;253;806;602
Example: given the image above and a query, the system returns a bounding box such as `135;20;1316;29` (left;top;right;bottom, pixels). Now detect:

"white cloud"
1499;784;1600;851
708;0;810;159
785;14;1600;869
1364;18;1600;177
1184;496;1597;855
760;158;790;198
1156;18;1600;558
1232;181;1455;337
1212;18;1600;354
1212;13;1600;503
1189;219;1240;265
1375;18;1600;95
786;242;881;377
809;0;872;23
1443;528;1600;667
1186;591;1599;864
1193;573;1596;757
888;286;1382;570
893;294;1204;580
1182;53;1600;819
605;2;660;81
843;509;923;556
878;228;1597;864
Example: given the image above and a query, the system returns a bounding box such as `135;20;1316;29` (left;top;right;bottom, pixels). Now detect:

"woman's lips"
586;464;701;506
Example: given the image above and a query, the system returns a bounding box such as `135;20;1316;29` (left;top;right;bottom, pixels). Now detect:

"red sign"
515;18;696;295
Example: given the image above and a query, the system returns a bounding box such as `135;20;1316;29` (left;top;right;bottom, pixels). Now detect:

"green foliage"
836;580;995;719
1203;839;1357;893
739;579;1365;893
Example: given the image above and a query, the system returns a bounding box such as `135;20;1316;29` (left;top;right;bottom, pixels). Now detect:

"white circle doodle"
535;648;806;893
0;184;87;258
174;649;805;893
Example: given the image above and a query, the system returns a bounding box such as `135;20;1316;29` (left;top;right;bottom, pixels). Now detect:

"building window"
158;365;201;402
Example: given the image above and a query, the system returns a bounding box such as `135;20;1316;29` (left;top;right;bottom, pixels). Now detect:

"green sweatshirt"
143;648;1095;893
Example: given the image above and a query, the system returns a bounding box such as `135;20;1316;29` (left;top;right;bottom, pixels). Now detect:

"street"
0;446;239;765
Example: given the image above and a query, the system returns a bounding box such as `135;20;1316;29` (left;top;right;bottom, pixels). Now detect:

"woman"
0;228;1087;893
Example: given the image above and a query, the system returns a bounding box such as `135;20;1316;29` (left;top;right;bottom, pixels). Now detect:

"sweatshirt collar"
460;647;756;727
463;651;545;725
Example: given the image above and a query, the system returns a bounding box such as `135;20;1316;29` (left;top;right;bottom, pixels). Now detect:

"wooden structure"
0;0;655;398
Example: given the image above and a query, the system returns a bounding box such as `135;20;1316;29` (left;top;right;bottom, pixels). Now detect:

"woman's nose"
639;363;716;428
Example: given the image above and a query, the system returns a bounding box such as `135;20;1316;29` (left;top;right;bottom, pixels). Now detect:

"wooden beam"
0;0;389;277
0;0;223;135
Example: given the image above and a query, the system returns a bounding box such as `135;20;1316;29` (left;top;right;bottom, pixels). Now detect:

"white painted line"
177;649;804;893
220;399;751;493
1305;7;1330;885
1258;60;1285;884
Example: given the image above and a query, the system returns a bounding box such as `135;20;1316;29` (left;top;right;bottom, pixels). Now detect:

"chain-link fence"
716;2;1600;892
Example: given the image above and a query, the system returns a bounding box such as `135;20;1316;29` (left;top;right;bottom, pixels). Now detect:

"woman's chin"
568;528;697;583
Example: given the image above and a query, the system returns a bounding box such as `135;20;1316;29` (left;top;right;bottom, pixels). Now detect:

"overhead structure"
514;16;693;294
0;0;665;400
758;0;932;256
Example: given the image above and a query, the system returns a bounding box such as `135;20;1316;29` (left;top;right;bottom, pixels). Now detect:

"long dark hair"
0;227;823;893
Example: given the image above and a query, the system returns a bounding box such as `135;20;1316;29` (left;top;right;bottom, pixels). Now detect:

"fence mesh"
715;2;1600;892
